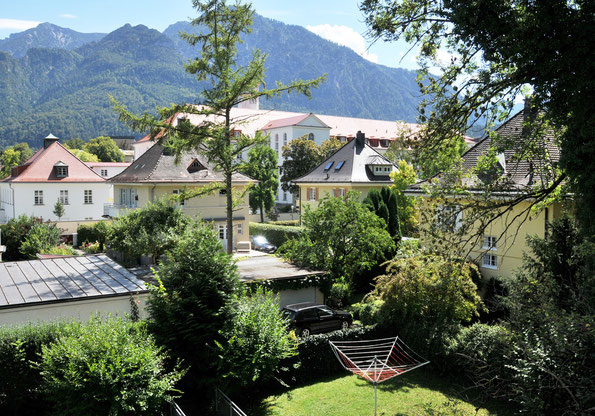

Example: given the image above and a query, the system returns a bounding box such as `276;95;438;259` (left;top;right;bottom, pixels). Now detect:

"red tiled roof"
4;142;106;183
259;113;313;130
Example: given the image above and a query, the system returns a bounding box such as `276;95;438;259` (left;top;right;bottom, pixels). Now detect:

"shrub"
249;222;303;247
218;288;297;392
147;220;240;401
327;279;351;308
81;241;101;254
19;223;61;259
38;317;183;415
0;215;42;261
78;222;110;251
44;244;78;256
0;322;70;415
268;219;299;226
108;200;190;264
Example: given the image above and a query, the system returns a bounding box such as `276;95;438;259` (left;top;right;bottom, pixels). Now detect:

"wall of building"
298;183;388;210
0;293;149;326
277;286;325;308
89;165;129;179
0;182;111;222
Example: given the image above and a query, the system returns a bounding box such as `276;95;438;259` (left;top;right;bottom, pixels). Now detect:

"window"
324;161;334;171
283;133;287;147
283;191;287;201
308;187;317;201
120;188;137;208
100;169;108;177
172;189;185;206
482;254;498;269
237;223;243;235
308;132;315;141
317;306;334;318
275;134;279;152
55;165;68;177
84;190;93;204
373;165;392;174
335;161;345;171
218;225;227;240
437;204;462;232
337;188;346;197
34;190;43;205
483;236;497;250
59;190;69;205
219;189;227;196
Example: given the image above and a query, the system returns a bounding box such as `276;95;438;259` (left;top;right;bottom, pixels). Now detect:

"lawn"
251;368;515;416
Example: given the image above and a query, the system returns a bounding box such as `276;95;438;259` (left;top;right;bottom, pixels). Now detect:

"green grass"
251;368;515;416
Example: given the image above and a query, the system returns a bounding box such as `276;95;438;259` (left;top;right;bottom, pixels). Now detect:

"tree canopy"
0;142;33;178
82;136;125;162
361;0;594;235
112;0;324;253
240;142;279;223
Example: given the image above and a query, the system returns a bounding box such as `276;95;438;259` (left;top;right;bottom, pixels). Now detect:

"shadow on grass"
249;366;515;416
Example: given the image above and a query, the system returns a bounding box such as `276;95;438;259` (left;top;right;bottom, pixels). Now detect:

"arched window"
308;132;314;141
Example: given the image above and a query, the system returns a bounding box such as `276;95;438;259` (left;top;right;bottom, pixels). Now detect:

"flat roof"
237;255;325;282
0;255;147;309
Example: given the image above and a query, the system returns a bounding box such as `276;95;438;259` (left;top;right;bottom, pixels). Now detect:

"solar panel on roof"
335;161;345;171
324;161;334;171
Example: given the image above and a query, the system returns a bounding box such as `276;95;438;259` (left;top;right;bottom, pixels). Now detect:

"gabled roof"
0;255;147;309
409;109;560;193
3;142;105;183
293;133;395;185
109;142;254;184
259;113;331;131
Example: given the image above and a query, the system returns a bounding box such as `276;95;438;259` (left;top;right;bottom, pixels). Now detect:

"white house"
0;134;111;234
85;162;131;179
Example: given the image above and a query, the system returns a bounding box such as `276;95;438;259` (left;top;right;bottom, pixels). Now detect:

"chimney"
356;131;365;147
43;133;59;149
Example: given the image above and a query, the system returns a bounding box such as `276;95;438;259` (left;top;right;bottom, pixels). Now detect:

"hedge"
76;221;109;250
0;322;70;415
282;325;385;385
249;222;303;247
268;220;300;227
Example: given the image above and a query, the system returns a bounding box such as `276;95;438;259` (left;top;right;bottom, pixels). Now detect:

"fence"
215;388;248;416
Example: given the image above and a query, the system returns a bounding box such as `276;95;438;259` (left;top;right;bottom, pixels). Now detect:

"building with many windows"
0;134;111;233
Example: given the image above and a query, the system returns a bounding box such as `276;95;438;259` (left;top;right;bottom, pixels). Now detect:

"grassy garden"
253;369;514;416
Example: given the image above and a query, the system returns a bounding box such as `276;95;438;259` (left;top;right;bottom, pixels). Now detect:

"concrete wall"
0;182;112;222
0;293;149;327
277;286;325;308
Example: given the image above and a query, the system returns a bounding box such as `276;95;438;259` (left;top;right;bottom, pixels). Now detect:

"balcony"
103;203;136;218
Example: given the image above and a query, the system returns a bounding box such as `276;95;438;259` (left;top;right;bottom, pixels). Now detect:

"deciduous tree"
241;142;279;222
83;136;124;162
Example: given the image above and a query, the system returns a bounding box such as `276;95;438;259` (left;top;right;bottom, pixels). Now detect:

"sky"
0;0;420;70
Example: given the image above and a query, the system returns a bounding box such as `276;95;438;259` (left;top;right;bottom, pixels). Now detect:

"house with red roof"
0;134;111;234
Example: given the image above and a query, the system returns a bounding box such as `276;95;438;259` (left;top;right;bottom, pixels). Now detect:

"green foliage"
0;215;42;261
107;200;190;263
280;136;341;194
0;322;69;414
77;221;109;251
248;273;333;296
82;136;124;162
38;317;183;415
365;254;482;357
44;244;78;256
147;220;240;397
249;222;303;248
278;192;395;283
327;278;351;308
112;1;324;254
63;137;85;149
241;143;279;223
218;288;297;391
19;223;61;259
68;148;100;162
268;220;299;226
52;199;65;220
0;142;33;178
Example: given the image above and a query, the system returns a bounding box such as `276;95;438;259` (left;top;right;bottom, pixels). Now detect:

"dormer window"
373;165;392;175
187;158;206;173
54;162;68;178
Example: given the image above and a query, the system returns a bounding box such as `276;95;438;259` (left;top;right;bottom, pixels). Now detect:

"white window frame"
84;190;93;204
283;133;287;147
60;190;69;205
482;253;498;269
237;223;243;235
101;169;108;177
308;187;316;201
172;189;185;206
55;166;68;177
483;236;497;250
337;188;346;197
34;190;43;205
275;134;279;152
437;204;462;232
218;224;227;240
282;191;287;201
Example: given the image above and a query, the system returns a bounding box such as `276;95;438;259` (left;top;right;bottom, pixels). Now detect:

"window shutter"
333;188;337;197
315;187;319;201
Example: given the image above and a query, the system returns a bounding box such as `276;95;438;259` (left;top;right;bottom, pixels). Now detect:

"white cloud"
306;24;378;63
0;18;41;31
60;14;77;19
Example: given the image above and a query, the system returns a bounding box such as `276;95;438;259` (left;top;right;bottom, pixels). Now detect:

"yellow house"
107;142;254;250
293;131;396;210
407;109;569;280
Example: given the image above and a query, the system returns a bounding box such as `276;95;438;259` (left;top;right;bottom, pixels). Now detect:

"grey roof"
293;136;395;185
0;255;147;309
237;256;325;282
109;143;253;184
409;109;560;192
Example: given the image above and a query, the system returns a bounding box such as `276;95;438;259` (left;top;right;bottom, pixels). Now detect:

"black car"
282;303;353;337
250;235;277;253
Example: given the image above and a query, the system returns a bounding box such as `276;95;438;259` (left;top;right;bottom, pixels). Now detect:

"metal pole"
374;383;377;416
374;355;377;416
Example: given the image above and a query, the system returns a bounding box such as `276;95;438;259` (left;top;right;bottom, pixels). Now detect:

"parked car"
250;235;277;253
282;303;353;337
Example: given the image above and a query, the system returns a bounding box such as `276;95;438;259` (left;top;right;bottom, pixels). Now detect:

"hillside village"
0;1;592;415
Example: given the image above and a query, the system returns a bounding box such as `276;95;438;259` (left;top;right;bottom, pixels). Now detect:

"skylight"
335;161;345;171
324;161;334;171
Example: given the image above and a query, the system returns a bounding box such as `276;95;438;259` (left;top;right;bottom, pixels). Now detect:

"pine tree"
53;199;65;221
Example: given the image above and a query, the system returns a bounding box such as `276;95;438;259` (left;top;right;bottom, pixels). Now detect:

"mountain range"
0;16;424;148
